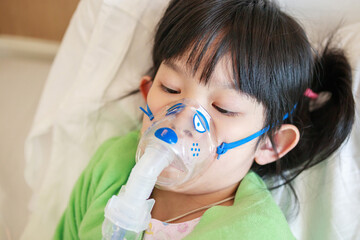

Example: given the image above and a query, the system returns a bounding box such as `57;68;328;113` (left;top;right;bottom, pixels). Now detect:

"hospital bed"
20;0;360;239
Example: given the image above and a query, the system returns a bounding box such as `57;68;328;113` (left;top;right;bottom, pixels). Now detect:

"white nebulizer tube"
102;141;174;240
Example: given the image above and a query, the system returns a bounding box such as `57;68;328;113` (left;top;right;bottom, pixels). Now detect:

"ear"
139;76;153;101
254;124;300;165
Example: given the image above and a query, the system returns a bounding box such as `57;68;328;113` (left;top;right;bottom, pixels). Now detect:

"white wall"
0;36;59;240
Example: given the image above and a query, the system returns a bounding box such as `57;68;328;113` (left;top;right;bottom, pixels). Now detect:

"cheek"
140;88;163;134
168;144;257;195
140;116;151;135
146;88;171;117
214;114;265;146
208;145;256;183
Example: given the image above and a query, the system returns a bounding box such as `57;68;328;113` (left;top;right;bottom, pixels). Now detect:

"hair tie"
304;89;332;112
304;88;319;99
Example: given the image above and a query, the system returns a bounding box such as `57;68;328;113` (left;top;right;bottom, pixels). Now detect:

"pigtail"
265;39;356;189
293;41;355;170
303;43;354;161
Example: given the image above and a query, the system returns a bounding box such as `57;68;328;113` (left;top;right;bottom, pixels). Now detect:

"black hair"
150;0;355;200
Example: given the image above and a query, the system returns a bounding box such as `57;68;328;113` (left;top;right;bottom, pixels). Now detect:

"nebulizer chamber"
102;99;217;240
102;142;173;240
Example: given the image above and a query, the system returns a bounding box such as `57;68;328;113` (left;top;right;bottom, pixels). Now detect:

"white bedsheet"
21;0;360;239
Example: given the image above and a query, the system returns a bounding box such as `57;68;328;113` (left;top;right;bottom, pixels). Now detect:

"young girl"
54;0;355;239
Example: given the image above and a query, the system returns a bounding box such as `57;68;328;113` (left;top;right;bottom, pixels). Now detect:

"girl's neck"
150;183;239;223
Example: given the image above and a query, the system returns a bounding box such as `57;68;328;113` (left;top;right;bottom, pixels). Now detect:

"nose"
183;129;193;137
169;107;195;139
170;124;193;138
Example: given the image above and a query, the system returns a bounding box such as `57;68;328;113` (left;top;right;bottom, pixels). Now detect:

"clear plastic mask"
136;99;218;188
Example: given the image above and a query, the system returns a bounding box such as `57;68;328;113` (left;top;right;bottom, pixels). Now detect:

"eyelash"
160;84;180;94
212;104;240;117
160;84;239;117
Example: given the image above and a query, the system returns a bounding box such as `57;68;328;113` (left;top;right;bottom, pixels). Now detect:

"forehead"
163;55;237;90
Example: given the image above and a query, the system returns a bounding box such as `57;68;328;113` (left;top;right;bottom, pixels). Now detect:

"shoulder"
86;130;140;192
87;130;140;173
90;130;140;165
187;171;295;240
78;130;140;239
232;172;295;239
54;130;141;240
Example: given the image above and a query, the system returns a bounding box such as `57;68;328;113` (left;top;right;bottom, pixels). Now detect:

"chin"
154;176;221;195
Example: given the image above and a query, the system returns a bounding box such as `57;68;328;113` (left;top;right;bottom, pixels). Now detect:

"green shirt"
54;130;295;239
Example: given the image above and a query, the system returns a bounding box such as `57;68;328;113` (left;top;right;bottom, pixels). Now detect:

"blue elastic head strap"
216;104;297;159
139;104;154;121
216;126;270;158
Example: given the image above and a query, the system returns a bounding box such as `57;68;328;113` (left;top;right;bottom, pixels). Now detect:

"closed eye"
161;84;181;94
212;104;240;117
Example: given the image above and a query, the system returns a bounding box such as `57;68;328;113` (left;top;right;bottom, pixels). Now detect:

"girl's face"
141;56;266;195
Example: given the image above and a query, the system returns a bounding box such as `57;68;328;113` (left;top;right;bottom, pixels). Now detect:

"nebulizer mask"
137;99;218;187
102;99;218;240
